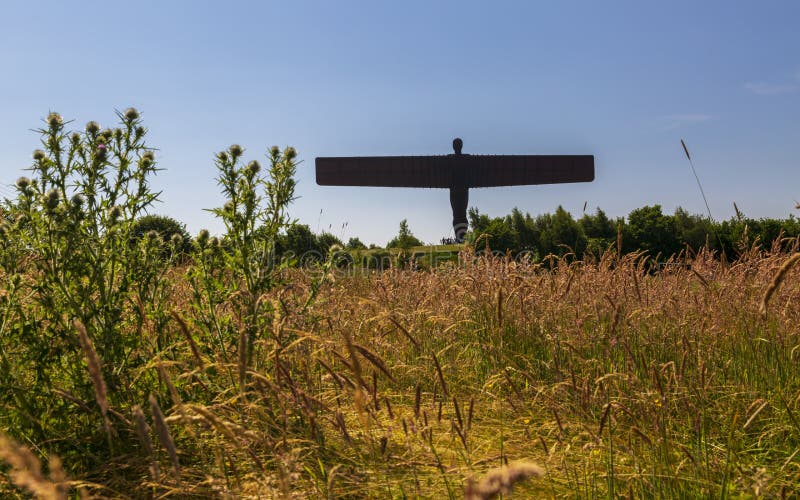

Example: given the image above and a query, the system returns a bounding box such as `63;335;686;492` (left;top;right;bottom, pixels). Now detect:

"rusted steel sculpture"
316;138;594;242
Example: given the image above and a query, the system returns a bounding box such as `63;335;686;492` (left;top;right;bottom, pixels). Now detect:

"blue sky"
1;1;798;245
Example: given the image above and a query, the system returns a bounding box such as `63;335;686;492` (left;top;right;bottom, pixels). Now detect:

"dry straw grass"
0;432;69;499
4;245;800;497
464;461;544;499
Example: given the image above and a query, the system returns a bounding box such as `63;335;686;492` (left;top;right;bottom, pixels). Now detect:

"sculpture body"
316;139;594;242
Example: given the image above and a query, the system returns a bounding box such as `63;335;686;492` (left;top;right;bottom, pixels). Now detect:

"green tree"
673;207;715;253
625;205;680;257
278;224;318;258
478;217;518;253
468;207;491;237
317;231;344;252
346;237;367;250
536;206;587;257
509;207;538;250
130;214;192;256
580;208;618;257
387;219;423;249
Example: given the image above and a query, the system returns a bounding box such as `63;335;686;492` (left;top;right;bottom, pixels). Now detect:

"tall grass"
2;244;799;497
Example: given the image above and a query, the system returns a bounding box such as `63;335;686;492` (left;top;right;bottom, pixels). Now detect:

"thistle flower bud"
96;143;108;160
43;189;60;211
71;194;85;208
86;121;101;134
145;230;161;243
284;147;297;160
113;128;123;141
16;177;31;189
70;132;81;144
229;144;243;158
124;107;140;121
108;205;123;222
196;229;210;247
246;160;261;175
33;149;46;161
270;146;280;157
209;237;220;248
141;151;155;165
170;233;183;246
46;112;63;128
217;151;229;163
223;201;235;213
135;125;146;138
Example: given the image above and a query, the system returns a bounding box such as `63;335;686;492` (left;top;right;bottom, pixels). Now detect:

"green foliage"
278;223;322;262
317;231;344;253
535;206;587;257
346;236;367;250
131;213;193;256
466;204;800;262
386;219;423;249
624;204;680;257
187;144;298;359
477;216;518;253
0;110;171;467
208;144;297;294
579;208;619;257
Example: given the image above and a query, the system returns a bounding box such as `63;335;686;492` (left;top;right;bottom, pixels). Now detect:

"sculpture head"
452;137;463;155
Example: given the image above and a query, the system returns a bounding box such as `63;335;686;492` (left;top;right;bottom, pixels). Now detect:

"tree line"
467;205;800;260
127;204;800;266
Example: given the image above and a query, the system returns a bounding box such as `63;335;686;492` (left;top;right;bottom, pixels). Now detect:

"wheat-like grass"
760;252;800;315
74;320;113;450
464;461;544;500
132;404;160;482
148;394;181;484
0;432;69;499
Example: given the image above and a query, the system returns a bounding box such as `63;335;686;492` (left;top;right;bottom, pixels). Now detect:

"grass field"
3;119;799;498
2;246;800;498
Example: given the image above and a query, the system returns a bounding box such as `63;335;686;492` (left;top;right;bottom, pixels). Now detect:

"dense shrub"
130;214;193;256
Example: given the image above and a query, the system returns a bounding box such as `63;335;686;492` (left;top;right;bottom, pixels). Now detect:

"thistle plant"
211;144;297;294
184;145;297;387
0;110;171;466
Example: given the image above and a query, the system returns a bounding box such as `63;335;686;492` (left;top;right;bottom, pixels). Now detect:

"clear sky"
1;1;798;245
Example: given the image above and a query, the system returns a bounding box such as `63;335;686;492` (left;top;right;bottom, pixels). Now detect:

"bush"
130;214;193;256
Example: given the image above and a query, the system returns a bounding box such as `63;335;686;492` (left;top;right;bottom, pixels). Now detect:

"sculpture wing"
316;156;455;188
315;155;594;188
463;155;594;187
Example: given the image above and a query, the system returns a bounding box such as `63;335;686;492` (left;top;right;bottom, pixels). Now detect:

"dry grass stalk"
388;315;420;349
238;328;249;394
148;394;181;483
414;382;422;419
353;343;395;383
132;405;160;482
155;363;195;438
171;311;204;369
743;400;770;430
0;432;69;499
760;252;800;316
190;405;265;472
464;461;544;500
342;330;366;388
74;321;113;449
431;352;449;397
